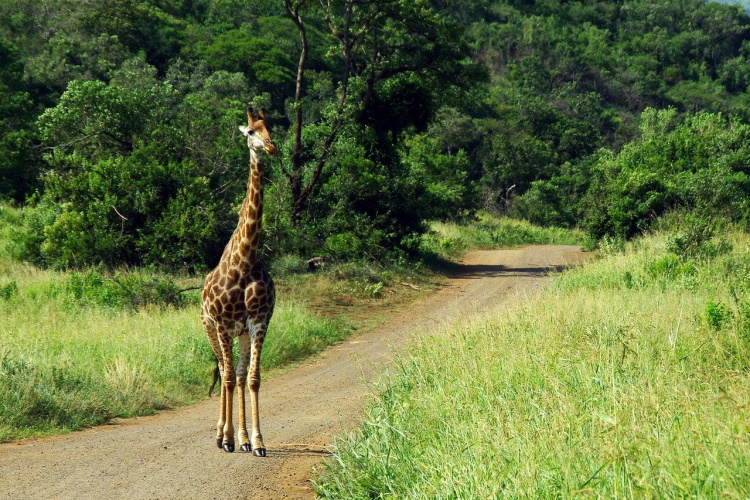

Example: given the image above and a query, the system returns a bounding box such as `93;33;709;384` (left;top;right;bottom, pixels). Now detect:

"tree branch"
43;130;106;151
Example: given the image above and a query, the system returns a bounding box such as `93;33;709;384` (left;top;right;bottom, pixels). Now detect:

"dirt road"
0;245;585;499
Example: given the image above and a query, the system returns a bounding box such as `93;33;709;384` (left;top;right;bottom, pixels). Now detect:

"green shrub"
705;300;733;330
270;254;309;275
0;280;18;301
59;269;186;310
583;109;750;240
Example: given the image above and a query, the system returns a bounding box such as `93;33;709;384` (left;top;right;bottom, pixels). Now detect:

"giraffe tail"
208;356;221;396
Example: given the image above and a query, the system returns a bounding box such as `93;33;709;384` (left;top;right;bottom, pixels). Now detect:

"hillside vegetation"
317;218;750;497
2;0;750;270
716;0;750;12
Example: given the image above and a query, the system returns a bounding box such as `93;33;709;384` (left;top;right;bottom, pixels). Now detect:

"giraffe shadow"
444;262;568;279
267;446;332;457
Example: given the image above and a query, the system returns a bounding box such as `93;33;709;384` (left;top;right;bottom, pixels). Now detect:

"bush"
582;109;750;240
705;300;733;330
28;60;253;271
664;215;733;261
59;269;187;310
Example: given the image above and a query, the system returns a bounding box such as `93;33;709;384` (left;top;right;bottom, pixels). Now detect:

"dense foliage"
2;0;750;269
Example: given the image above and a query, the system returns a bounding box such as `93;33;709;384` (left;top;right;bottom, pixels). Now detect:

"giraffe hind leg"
201;314;226;449
248;321;268;457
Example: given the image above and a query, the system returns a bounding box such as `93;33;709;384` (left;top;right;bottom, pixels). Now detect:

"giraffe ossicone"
200;106;276;456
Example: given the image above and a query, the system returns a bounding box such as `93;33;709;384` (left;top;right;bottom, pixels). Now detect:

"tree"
204;29;297;104
29;58;253;269
583;108;750;239
0;38;38;201
280;0;484;231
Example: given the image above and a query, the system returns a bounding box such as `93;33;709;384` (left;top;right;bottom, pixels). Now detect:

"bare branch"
43;130;106;151
291;118;344;220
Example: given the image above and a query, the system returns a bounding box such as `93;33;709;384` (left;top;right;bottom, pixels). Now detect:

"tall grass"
317;226;750;497
0;204;348;441
422;213;590;260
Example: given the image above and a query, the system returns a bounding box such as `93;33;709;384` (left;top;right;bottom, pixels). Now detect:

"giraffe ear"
239;125;251;136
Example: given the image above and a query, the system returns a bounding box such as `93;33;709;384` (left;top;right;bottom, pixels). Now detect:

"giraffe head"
239;107;276;155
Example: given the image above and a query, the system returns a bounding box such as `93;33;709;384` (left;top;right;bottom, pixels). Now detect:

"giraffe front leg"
215;379;225;449
221;374;236;452
236;334;252;453
203;318;226;450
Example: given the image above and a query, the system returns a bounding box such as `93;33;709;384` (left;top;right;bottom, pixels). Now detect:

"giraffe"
200;107;276;455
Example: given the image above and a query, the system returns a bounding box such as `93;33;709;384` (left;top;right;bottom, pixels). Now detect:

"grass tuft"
421;213;590;260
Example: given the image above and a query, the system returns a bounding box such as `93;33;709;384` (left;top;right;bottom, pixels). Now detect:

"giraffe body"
201;107;276;455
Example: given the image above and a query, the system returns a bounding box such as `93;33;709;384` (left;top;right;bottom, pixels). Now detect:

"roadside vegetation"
0;203;434;441
316;215;750;497
421;213;590;261
0;200;585;441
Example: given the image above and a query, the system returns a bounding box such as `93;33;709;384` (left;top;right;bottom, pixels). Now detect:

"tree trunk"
285;0;308;223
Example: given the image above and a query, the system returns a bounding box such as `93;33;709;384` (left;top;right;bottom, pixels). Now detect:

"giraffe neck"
227;150;264;270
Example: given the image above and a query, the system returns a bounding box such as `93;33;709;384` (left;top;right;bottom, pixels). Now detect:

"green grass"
0;204;353;441
316;227;750;498
0;201;438;442
421;213;590;260
0;270;345;441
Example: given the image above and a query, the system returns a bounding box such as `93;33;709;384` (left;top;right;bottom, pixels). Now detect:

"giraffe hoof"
253;448;266;457
240;443;251;452
223;442;235;453
216;439;223;449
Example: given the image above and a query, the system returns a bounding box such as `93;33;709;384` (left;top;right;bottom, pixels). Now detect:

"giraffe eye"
248;130;256;135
